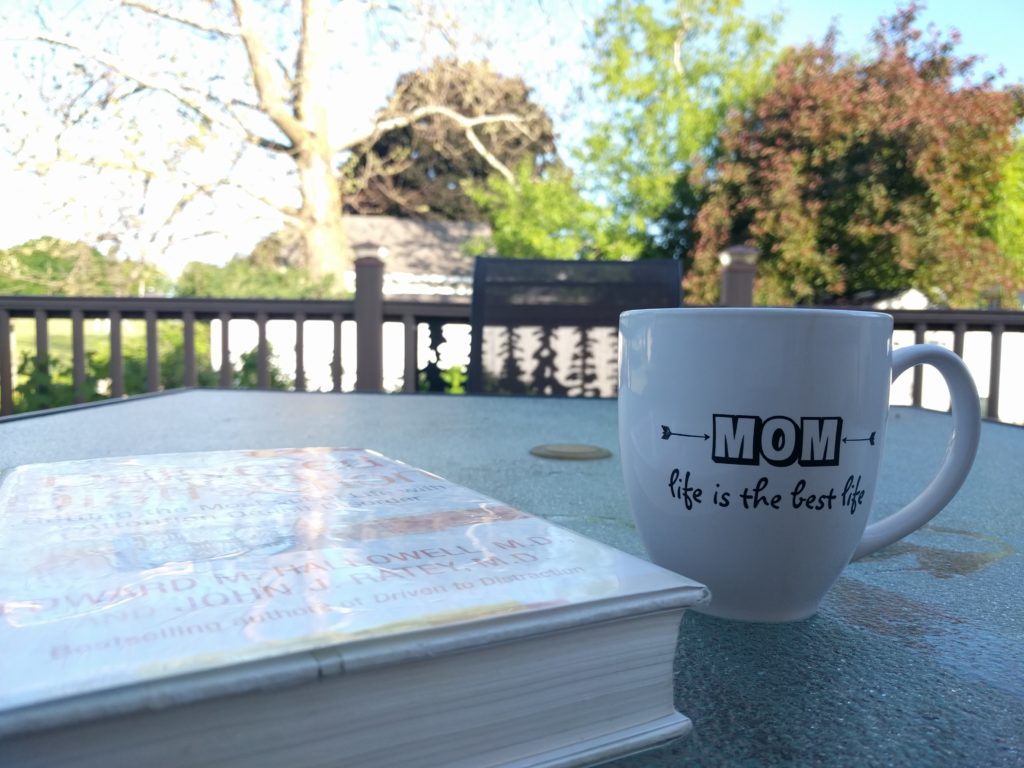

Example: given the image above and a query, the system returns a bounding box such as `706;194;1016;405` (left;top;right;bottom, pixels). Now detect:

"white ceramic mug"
618;308;981;622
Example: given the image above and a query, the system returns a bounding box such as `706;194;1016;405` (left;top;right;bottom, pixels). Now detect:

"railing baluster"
71;309;86;403
0;309;13;415
331;314;343;392
988;324;1004;421
219;313;232;388
146;310;160;392
912;323;926;407
403;315;417;393
257;311;269;389
183;310;197;387
953;322;966;359
109;310;124;397
294;313;306;392
34;310;49;374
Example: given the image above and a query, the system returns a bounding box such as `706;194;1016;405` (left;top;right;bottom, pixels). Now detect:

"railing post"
34;310;49;375
0;310;13;416
355;254;384;392
109;310;124;397
183;310;197;388
331;313;343;392
718;245;758;307
71;309;86;403
912;323;926;407
145;310;160;392
402;314;418;393
988;324;1004;421
219;313;233;388
256;311;269;389
294;313;306;392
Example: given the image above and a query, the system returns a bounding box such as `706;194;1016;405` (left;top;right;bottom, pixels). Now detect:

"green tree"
689;9;1023;306
12;352;101;412
582;0;779;262
0;237;169;296
13;3;557;282
176;251;336;299
341;58;557;222
465;163;641;260
14;322;292;413
233;345;293;390
993;134;1024;279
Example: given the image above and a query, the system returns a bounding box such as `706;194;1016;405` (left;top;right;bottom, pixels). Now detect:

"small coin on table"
529;444;612;460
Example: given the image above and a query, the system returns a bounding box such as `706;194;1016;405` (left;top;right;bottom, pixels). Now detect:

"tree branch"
462;126;515;183
34;32;235;133
343;104;524;183
121;1;241;38
30;31;293;156
231;0;305;146
673;13;691;77
369;105;524;139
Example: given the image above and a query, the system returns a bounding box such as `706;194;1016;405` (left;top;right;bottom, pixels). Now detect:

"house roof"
344;215;490;279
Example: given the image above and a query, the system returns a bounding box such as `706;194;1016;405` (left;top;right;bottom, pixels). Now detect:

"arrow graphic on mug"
661;425;710;441
842;432;876;446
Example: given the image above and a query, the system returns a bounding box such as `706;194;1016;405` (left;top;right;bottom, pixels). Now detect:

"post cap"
718;244;759;267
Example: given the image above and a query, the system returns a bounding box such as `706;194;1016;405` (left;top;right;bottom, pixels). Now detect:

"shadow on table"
611;577;1023;767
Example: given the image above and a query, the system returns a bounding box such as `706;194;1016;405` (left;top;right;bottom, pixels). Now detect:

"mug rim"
620;307;893;322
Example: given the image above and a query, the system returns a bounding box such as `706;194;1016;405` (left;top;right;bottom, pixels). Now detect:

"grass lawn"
7;318;183;410
11;317;150;366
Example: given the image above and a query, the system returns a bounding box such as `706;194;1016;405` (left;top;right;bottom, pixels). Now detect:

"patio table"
1;389;1021;766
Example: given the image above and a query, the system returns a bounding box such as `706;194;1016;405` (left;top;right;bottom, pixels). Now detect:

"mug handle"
851;344;982;561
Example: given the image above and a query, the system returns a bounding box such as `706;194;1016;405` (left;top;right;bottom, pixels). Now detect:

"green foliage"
582;0;779;261
341;58;557;221
440;365;466;395
234;345;293;390
464;163;642;260
418;365;467;394
13;353;102;412
993;135;1024;276
12;323;291;413
0;238;170;296
96;323;219;394
176;254;337;299
689;8;1024;306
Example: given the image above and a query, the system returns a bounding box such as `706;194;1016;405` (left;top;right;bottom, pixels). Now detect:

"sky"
747;0;1024;85
1;0;1022;278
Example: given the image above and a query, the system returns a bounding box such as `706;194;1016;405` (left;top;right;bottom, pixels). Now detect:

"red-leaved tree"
688;5;1023;306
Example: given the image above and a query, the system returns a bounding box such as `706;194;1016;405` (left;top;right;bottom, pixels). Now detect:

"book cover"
0;447;707;736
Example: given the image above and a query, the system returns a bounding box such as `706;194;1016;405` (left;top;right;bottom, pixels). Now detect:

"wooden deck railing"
0;296;362;401
885;309;1024;421
0;292;471;416
1;279;1021;421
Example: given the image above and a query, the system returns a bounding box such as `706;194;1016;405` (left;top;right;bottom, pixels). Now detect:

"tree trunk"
295;0;350;284
296;141;351;283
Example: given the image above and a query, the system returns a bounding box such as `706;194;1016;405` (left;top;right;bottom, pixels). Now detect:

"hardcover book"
0;447;708;768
